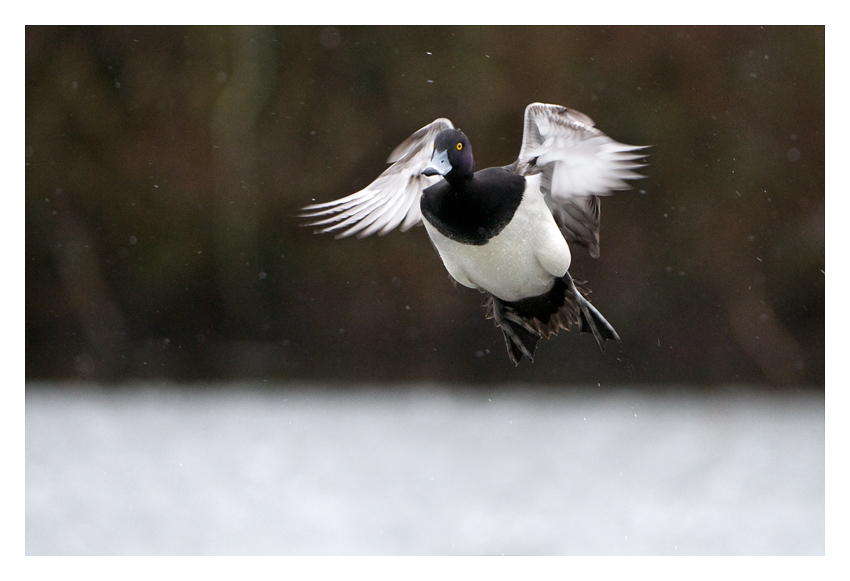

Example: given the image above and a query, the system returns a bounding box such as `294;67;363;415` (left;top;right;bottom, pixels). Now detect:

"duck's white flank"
422;174;571;302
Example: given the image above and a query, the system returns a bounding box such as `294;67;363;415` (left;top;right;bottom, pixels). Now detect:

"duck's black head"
422;129;474;181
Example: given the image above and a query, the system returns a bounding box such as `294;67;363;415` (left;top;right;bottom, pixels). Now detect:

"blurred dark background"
25;26;824;388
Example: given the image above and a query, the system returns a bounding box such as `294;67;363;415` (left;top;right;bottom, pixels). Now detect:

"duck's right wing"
300;118;454;238
516;103;647;257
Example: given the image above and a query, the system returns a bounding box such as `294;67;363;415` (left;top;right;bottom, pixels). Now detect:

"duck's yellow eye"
456;142;463;151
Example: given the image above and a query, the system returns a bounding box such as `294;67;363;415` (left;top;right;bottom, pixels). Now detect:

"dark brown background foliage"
25;26;824;387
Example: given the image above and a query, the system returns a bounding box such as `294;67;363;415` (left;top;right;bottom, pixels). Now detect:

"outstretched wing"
517;103;647;257
300;118;454;238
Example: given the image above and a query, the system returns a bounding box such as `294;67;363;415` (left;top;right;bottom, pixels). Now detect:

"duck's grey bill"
421;148;451;177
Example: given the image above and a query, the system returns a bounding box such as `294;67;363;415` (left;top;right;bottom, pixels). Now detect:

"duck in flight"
301;103;646;365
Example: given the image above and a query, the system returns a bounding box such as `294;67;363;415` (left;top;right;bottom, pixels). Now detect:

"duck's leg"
484;294;539;365
562;272;620;350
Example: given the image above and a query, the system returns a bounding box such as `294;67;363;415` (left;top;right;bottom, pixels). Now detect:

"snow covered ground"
25;384;824;555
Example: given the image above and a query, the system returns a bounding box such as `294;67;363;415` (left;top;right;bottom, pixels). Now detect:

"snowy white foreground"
25;384;824;555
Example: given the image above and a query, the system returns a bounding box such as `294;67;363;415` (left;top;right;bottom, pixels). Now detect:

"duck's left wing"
300;118;453;238
516;103;647;257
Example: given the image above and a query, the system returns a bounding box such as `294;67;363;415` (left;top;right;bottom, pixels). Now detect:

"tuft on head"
433;129;474;178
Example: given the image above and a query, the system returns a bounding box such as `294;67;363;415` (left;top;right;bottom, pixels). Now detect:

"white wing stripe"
300;118;453;238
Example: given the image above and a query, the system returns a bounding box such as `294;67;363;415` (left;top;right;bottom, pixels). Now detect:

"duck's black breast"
420;167;526;246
